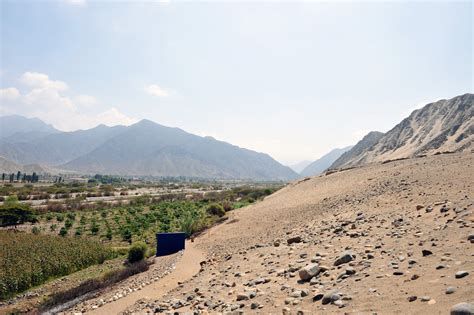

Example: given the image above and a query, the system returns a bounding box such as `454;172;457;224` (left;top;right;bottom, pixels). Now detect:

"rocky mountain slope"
67;152;473;315
0;116;297;180
330;132;384;170
300;146;353;177
330;93;473;169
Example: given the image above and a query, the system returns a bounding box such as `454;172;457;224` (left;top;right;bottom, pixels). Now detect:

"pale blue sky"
0;0;472;165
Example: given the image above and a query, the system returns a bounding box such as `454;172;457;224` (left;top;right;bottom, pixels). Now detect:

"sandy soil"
64;152;473;314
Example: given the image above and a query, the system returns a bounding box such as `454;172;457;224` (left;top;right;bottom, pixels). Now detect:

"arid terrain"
62;152;473;314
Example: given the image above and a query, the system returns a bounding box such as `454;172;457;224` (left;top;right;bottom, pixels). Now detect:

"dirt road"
86;240;205;315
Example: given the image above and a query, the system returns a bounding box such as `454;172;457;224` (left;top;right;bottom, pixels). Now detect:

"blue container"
156;232;186;256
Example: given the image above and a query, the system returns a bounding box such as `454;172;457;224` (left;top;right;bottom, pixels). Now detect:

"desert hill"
330;93;473;169
68;152;474;315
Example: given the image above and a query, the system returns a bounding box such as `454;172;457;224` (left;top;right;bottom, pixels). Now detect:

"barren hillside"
68;152;473;315
331;94;473;169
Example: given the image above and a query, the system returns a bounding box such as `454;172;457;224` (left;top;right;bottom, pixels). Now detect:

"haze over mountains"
299;146;353;177
0;116;297;180
0;93;472;179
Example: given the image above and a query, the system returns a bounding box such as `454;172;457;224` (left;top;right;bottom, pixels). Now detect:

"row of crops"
0;231;114;299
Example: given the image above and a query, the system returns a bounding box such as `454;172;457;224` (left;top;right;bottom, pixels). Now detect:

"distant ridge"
0;117;297;180
300;146;353;177
329;93;473;169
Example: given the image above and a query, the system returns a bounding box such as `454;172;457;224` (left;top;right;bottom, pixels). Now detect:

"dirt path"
86;240;205;315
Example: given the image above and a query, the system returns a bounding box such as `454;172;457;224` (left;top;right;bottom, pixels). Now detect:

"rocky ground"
66;252;182;314
112;152;473;314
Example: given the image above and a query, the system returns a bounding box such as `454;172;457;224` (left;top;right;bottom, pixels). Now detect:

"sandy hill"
68;152;473;315
330;93;473;169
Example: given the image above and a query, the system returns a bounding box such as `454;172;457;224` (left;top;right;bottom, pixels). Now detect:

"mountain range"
0;93;471;179
0;116;297;180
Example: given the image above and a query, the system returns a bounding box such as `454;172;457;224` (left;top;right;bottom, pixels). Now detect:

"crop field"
0;181;280;301
0;231;114;299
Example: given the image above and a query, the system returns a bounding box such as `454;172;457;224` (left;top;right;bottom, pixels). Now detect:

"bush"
32;226;40;235
59;227;68;237
206;203;225;217
128;242;147;263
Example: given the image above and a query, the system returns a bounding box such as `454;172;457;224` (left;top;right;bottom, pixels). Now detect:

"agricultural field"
0;230;114;299
0;180;281;302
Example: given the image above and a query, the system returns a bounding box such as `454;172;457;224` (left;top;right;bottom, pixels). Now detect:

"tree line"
1;171;39;183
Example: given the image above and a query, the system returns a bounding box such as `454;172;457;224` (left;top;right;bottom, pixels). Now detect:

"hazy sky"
0;0;472;165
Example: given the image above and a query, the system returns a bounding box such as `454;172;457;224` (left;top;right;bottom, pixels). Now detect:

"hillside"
67;152;473;315
330;93;473;169
0;156;54;174
61;120;297;180
330;131;384;170
300;146;353;176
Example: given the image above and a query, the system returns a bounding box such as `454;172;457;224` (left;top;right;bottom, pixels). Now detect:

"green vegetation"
0;230;114;299
127;242;147;263
0;196;37;227
0;181;281;301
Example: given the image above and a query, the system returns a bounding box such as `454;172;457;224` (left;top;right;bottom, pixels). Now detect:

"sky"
0;0;472;166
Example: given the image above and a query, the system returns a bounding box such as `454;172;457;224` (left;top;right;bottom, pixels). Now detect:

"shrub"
32;226;40;235
127;242;147;263
206;203;225;217
59;227;68;237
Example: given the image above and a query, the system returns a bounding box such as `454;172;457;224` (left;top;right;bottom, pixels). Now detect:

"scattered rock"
287;236;302;245
450;302;474;315
422;249;433;257
298;263;320;281
455;271;469;279
334;251;355;266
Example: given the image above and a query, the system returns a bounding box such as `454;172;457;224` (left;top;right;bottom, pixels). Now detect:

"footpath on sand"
87;240;205;315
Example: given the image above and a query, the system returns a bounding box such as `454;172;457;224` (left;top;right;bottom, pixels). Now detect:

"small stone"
446;287;456;294
422;249;433;257
420;296;431;302
236;293;250;301
455;271;469;279
334;251;355;266
287;236;302;245
299;263;320;281
407;296;417;302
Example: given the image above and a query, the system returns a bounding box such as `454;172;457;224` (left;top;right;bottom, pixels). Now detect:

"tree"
0;197;36;227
